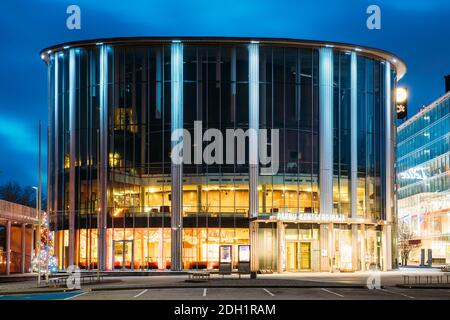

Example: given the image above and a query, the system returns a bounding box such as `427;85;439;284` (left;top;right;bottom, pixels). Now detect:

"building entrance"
286;241;311;271
113;240;134;269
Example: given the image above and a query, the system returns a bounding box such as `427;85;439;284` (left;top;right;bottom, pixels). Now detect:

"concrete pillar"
261;185;267;213
6;220;11;275
382;224;388;271
360;224;366;271
53;56;59;228
384;62;393;270
248;42;259;219
30;224;34;268
276;221;285;273
318;48;334;216
350;51;358;219
68;48;76;267
250;221;259;272
21;224;26;273
170;41;183;271
382;224;392;271
98;45;109;271
329;223;335;272
319;223;328;271
319;223;335;272
351;224;358;271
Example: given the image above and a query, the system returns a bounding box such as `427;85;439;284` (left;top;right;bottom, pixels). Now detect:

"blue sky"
0;0;449;187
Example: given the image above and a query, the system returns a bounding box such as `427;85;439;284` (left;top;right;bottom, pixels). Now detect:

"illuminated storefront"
397;91;450;264
42;37;404;272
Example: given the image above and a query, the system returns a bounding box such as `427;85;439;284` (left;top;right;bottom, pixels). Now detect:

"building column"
250;221;259;272
320;223;335;272
261;185;267;213
382;224;388;271
68;48;76;267
320;223;328;271
329;223;335;272
350;51;358;219
351;224;359;271
318;48;334;216
21;224;26;273
384;62;393;270
98;45;109;271
276;221;285;273
30;223;34;269
170;41;183;271
248;42;259;219
53;55;59;235
360;224;366;271
6;220;11;275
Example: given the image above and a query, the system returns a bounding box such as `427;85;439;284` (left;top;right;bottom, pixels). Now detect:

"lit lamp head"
396;87;408;104
396;87;408;120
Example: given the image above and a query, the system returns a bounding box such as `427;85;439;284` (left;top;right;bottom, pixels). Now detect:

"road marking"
381;288;414;299
133;289;148;298
203;288;207;297
321;288;344;298
64;291;88;300
263;288;275;296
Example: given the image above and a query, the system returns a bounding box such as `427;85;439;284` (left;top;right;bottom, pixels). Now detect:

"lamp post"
32;186;41;286
34;120;43;286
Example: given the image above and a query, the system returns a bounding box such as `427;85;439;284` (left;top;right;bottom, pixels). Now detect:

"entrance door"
113;240;134;270
286;241;299;271
286;241;311;271
300;242;311;270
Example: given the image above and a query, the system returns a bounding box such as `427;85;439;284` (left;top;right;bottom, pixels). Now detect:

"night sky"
0;0;449;187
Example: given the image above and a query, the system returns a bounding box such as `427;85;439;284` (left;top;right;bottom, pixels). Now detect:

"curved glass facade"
44;38;401;272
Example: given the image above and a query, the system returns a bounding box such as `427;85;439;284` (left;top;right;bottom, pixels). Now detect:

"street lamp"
396;87;408;120
32;186;41;286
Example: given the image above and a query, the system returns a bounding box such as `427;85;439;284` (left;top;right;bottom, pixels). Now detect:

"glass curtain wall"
356;57;384;220
181;45;250;269
258;46;319;215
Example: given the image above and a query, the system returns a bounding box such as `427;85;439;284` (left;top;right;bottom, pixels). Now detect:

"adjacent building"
41;37;405;272
0;200;36;274
397;85;450;265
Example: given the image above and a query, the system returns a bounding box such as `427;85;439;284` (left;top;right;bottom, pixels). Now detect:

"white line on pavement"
381;288;414;299
263;288;275;296
321;288;344;298
203;288;207;297
133;289;148;298
64;291;88;300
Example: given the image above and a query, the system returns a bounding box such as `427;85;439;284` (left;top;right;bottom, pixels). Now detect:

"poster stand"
218;245;232;275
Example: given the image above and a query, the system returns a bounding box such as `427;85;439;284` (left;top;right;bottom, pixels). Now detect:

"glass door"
286;241;311;271
286;241;299;271
113;240;134;270
300;242;311;270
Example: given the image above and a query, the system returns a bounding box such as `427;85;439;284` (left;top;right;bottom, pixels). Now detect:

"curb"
396;284;450;289
0;288;79;296
90;284;369;291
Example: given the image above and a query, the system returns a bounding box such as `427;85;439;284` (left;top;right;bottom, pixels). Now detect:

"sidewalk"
1;268;447;295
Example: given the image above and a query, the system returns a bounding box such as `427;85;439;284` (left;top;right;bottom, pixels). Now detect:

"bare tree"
398;221;419;266
0;181;37;207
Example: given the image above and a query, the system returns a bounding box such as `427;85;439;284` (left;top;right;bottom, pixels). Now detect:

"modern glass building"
41;37;405;272
397;91;450;264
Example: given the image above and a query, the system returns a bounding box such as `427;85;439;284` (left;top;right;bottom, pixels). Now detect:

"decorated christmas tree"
31;211;58;273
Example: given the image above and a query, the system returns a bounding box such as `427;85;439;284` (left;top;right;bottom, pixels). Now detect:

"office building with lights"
397;89;450;264
41;37;404;272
